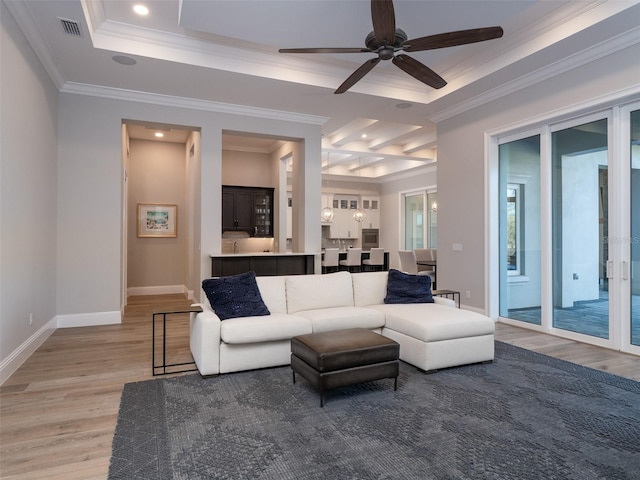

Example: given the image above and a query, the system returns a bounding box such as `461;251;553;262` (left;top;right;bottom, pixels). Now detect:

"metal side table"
152;305;202;376
432;290;461;308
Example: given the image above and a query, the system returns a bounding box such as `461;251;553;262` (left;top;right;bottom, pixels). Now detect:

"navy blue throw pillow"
202;271;270;320
384;269;434;304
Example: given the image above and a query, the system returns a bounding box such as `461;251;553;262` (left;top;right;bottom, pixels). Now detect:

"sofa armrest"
433;296;456;308
190;303;221;375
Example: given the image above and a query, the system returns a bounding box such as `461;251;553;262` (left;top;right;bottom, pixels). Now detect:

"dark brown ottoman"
291;328;400;407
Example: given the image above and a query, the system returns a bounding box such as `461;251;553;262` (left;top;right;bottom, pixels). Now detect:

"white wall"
437;44;640;311
0;2;58;380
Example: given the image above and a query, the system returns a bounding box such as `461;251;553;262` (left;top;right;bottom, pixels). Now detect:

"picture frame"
137;204;177;237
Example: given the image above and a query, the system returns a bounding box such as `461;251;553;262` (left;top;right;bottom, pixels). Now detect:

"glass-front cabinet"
362;196;380;229
253;191;272;237
222;185;274;237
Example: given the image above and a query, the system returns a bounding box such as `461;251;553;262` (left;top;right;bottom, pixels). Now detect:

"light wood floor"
1;295;639;479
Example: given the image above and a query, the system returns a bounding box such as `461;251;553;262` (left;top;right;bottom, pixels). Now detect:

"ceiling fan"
279;0;503;94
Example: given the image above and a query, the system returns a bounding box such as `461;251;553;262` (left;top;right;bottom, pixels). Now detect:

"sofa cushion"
374;303;495;342
285;271;354;314
352;271;389;307
256;275;287;314
296;306;385;333
384;269;434;304
202;271;270;320
220;313;312;344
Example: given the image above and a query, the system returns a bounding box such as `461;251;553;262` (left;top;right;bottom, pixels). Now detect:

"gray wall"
1;2;58;379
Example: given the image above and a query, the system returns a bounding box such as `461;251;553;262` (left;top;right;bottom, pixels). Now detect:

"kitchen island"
211;252;316;277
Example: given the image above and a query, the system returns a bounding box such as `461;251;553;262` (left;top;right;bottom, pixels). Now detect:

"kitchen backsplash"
222;237;275;254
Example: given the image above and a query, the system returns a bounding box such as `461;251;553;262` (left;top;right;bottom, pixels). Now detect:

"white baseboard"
0;317;56;385
1;310;123;385
56;310;122;328
127;285;188;297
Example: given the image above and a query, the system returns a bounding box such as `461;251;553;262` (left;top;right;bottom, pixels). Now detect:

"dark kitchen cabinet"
222;185;274;237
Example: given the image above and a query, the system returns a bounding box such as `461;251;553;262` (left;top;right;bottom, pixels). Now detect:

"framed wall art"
137;204;177;237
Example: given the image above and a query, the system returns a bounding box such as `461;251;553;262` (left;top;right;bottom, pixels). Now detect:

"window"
404;193;424;249
506;184;523;275
402;190;437;250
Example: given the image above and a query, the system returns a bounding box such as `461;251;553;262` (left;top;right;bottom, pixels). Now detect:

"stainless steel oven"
361;229;379;250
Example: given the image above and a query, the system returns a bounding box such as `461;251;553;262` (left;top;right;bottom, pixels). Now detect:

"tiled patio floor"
508;291;640;345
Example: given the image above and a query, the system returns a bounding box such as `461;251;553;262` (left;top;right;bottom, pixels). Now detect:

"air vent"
59;18;81;37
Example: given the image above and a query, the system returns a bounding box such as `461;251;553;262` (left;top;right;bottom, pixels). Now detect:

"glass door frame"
620;101;639;355
487;102;639;356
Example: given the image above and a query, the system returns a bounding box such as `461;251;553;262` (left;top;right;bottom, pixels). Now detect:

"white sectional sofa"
190;271;495;376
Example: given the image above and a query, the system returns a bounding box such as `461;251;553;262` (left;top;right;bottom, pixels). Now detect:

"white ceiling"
6;0;640;180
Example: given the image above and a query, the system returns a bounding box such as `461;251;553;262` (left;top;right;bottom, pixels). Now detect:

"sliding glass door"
551;118;609;338
499;136;541;324
495;103;639;354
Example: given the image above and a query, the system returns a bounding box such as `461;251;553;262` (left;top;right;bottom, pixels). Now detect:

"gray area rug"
109;342;640;479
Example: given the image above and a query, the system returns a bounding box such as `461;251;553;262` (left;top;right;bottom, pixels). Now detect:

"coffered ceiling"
6;0;640;180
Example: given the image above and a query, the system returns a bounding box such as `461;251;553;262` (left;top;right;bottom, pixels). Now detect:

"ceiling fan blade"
279;47;371;54
335;57;381;94
403;26;504;52
392;54;446;89
371;0;396;45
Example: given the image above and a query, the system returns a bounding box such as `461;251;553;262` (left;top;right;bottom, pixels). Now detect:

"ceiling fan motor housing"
365;28;408;60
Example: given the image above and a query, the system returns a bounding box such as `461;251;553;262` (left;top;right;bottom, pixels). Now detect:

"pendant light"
353;157;366;223
320;152;335;222
320;204;335;222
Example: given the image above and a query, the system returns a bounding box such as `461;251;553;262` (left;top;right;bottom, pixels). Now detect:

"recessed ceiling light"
154;132;164;138
112;55;137;66
396;102;412;109
133;5;149;16
361;134;367;139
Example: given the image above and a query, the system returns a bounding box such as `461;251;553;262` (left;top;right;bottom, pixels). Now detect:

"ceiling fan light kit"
279;0;503;94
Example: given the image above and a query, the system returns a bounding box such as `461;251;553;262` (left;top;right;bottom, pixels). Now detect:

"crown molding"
59;82;329;126
485;84;640;138
430;25;640;123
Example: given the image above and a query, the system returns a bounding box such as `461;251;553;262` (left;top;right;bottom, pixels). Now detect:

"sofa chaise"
190;271;495;376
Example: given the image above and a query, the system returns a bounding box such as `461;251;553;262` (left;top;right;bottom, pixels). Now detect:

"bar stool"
322;248;340;274
339;248;362;273
362;248;385;271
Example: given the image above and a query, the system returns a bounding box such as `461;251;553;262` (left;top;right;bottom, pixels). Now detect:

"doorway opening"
122;120;201;305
